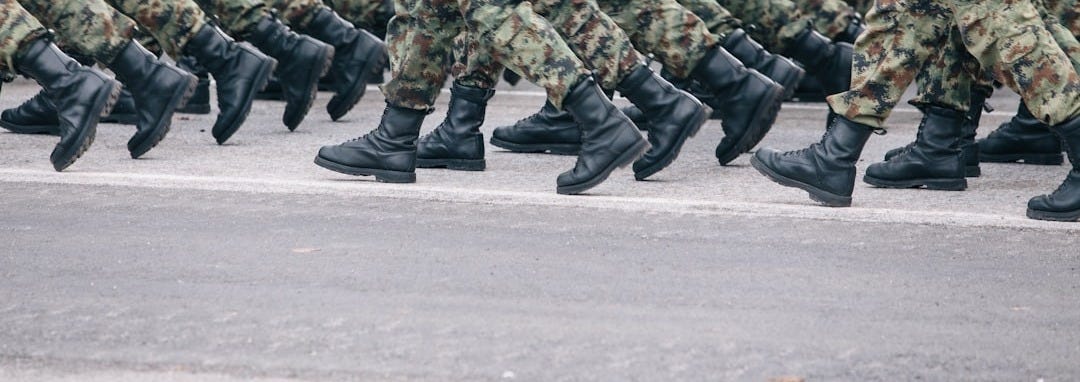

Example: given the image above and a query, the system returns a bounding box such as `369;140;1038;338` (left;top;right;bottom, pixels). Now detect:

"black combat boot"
1027;116;1080;221
107;41;198;158
691;46;785;165
616;65;707;180
315;104;426;183
245;16;334;131
416;82;495;171
556;78;649;195
751;115;876;207
300;8;388;121
175;57;212;114
885;89;989;177
490;101;583;155
183;25;276;144
978;102;1064;165
16;38;121;171
783;28;853;96
864;105;966;190
0;91;57;134
722;29;805;99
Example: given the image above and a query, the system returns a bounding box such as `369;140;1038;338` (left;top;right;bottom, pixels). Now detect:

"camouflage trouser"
325;0;392;30
598;0;720;78
0;0;46;74
457;0;645;91
194;0;325;39
16;0;136;65
106;0;208;56
382;0;589;110
828;0;1080;128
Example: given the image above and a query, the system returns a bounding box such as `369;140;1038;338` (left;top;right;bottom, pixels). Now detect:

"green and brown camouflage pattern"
0;0;46;74
829;0;1080;128
193;0;266;37
381;0;588;110
18;0;135;64
598;0;718;78
106;0;208;56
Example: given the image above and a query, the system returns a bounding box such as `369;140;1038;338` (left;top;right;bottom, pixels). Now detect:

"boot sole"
286;45;335;131
314;155;416;183
1026;208;1080;222
0;120;58;135
862;175;967;191
130;73;199;159
634;105;707;181
53;80;121;171
215;59;277;145
750;154;851;207
328;42;388;121
489;137;580;155
556;139;649;195
716;83;785;166
416;158;486;171
980;152;1064;165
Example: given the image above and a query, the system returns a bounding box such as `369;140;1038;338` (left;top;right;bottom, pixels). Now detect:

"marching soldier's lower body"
416;0;714;181
0;0;121;171
491;0;792;166
3;0;198;159
750;0;1080;222
976;0;1080;166
314;0;649;195
2;0;278;146
197;0;387;124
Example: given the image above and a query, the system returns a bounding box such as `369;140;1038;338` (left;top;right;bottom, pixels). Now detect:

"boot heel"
373;170;417;183
416;158;486;171
923;178;967;191
1026;153;1065;165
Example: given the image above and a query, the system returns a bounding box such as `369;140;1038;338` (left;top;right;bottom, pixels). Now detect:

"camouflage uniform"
15;0;136;65
828;0;1080;128
382;0;589;110
455;0;644;92
0;0;47;75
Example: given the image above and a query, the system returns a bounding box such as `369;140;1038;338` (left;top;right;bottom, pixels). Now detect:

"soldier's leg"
864;24;982;191
453;0;705;180
107;0;276;144
979;0;1079;165
250;0;388;121
325;0;393;37
17;0;199;158
0;0;119;171
720;0;855;96
947;0;1080;221
317;0;648;195
751;0;954;207
599;0;789;164
194;0;333;130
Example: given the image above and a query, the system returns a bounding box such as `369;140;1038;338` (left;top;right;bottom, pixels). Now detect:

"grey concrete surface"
1;79;1078;381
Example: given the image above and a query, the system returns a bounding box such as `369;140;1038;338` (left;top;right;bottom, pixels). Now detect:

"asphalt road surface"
1;78;1078;381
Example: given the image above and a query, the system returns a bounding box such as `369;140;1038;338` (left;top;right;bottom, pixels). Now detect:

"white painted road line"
1;168;1075;232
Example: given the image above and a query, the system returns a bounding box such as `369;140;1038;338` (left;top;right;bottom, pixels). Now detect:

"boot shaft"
302;8;362;51
1051;115;1080;167
689;46;753;101
443;82;496;135
783;28;834;69
819;115;875;165
16;39;82;91
914;105;965;155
